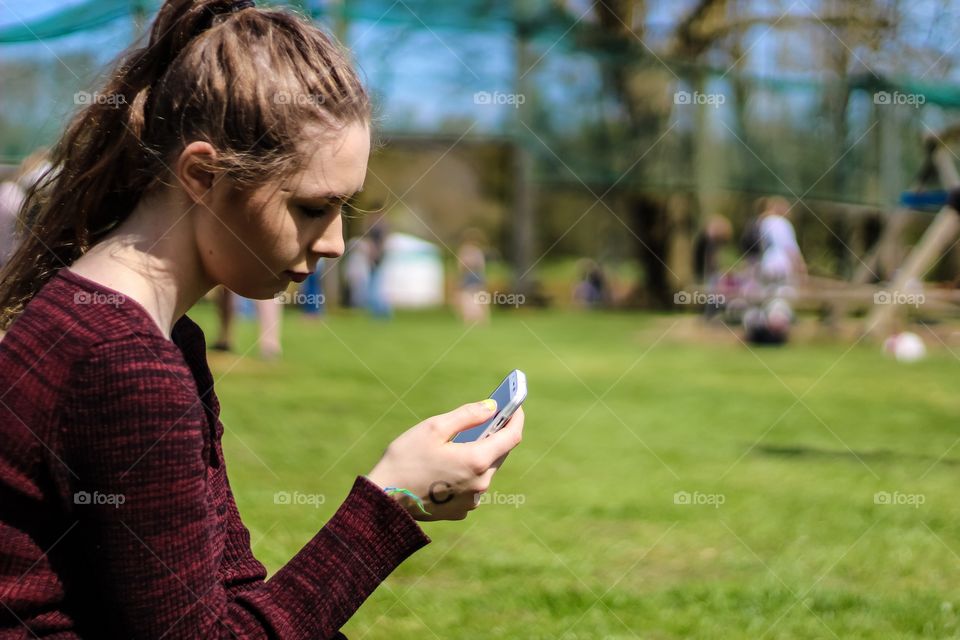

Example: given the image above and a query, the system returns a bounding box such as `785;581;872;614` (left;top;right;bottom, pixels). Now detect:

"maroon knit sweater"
0;268;431;639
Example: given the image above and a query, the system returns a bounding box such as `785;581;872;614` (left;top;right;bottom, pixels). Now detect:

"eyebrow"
294;187;364;201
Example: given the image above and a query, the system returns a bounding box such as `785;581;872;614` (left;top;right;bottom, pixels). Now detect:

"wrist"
364;472;386;490
364;466;392;492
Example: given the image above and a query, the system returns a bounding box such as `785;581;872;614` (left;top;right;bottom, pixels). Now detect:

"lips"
285;271;311;283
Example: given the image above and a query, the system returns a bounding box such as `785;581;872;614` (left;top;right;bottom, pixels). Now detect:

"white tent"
380;232;445;308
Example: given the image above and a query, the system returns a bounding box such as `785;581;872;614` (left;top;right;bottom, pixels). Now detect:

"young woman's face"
195;121;370;299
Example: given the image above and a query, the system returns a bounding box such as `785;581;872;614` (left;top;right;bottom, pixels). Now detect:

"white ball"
885;332;926;363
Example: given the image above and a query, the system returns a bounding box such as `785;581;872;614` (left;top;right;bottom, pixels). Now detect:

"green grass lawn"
190;304;960;639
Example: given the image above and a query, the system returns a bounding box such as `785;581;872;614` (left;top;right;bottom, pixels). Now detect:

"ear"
176;141;218;205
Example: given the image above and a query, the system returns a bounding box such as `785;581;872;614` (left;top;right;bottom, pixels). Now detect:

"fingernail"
481;398;498;413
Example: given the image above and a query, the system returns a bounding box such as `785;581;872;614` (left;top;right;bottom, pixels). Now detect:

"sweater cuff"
256;476;432;639
322;476;432;574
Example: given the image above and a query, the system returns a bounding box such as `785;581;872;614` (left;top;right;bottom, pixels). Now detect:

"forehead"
284;122;370;198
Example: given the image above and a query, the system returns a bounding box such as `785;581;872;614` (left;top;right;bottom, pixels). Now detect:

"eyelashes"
298;201;345;218
299;205;334;218
297;197;352;219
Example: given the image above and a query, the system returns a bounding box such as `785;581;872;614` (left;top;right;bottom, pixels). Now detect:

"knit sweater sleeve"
63;335;430;639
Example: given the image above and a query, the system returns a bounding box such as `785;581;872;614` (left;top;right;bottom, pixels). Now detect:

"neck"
69;190;215;340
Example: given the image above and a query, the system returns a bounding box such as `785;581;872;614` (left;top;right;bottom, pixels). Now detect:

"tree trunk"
628;195;674;308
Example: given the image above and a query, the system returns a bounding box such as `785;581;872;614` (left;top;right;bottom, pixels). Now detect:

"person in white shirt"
758;196;806;285
742;196;806;344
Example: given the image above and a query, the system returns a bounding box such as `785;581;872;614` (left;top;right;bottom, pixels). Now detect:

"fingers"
488;449;511;471
475;407;524;466
431;399;499;440
478;456;504;487
422;404;524;522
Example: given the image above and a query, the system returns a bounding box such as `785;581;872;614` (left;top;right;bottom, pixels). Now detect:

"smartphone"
451;370;527;443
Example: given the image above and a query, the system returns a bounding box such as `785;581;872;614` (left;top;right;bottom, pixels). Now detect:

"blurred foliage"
5;0;960;292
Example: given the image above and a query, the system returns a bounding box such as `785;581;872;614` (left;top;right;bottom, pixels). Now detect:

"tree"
582;0;946;306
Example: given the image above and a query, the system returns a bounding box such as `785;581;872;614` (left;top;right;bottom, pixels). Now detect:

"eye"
298;203;337;218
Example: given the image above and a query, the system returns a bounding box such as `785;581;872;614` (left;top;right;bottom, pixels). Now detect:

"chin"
224;276;287;300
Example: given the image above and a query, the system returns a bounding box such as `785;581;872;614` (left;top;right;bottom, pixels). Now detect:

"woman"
0;1;524;637
455;228;489;325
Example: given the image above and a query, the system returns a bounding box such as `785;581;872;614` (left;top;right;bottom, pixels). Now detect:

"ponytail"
0;0;369;329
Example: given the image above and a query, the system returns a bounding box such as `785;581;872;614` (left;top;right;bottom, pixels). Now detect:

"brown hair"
0;0;370;330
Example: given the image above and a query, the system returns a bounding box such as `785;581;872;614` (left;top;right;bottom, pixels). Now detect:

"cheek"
193;193;295;288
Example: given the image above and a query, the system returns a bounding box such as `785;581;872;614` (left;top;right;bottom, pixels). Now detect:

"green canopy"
849;73;960;109
0;0;151;43
6;0;960;107
0;0;567;44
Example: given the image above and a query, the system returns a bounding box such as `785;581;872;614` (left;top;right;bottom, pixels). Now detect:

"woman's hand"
365;401;524;521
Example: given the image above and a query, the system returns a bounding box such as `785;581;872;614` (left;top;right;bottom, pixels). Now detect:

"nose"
310;213;345;259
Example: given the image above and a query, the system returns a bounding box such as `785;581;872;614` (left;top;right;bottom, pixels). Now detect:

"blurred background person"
455;227;489;324
0;150;50;268
366;218;391;318
343;236;372;308
743;196;807;345
573;258;610;309
694;215;733;285
299;258;326;319
739;197;766;272
759;196;807;289
255;297;283;360
211;287;283;361
211;286;234;352
693;214;733;318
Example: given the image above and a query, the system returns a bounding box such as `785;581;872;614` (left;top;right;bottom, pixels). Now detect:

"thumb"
433;399;499;441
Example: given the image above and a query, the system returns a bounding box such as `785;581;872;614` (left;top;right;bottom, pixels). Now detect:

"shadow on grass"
754;443;960;466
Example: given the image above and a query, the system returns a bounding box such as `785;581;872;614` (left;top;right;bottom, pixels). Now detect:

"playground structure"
860;129;960;335
776;126;960;339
